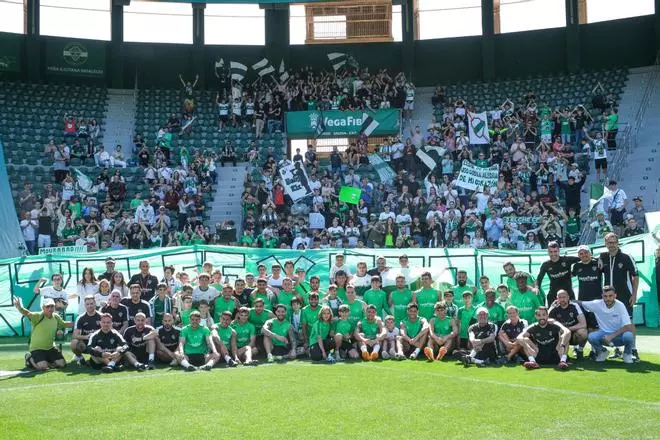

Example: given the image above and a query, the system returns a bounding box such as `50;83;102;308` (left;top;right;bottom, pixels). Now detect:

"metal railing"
579;65;660;244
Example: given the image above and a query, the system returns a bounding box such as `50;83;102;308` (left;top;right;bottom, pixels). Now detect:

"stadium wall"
0;15;657;88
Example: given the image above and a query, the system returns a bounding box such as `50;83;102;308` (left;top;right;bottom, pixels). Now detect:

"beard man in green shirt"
262;305;297;362
14;297;73;371
232;307;258;365
397;303;429;360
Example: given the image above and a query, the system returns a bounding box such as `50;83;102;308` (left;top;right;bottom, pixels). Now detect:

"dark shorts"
271;345;290;356
459;338;471;350
595;158;607;170
338;340;355;351
29;347;64;365
187;353;207;367
129;349;148;364
473;343;498;362
537;350;560;365
584;311;599;329
610;209;625;226
89;358;106;370
219;115;229;123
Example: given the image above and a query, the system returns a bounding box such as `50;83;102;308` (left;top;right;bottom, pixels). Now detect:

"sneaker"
461;355;471;368
423;347;435;361
632;349;640;362
147;361;156;370
514;355;525;364
267;354;274;363
185;364;196;372
610;347;622;359
135;363;146;372
24;353;32;369
409;352;418;360
622;353;633;364
381;351;391;360
496;356;509;365
169;360;178;367
101;365;114;373
436;346;448;361
395;353;406;361
574;350;584;361
476;360;489;368
370;351;379;361
273;355;283;362
524;361;540;370
361;351;370;361
595;348;609;362
200;364;213;371
113;364;125;372
558;361;569;370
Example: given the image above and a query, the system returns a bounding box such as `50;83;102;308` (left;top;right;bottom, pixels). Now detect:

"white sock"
473;358;484;365
528;356;536;363
180;359;191;368
373;344;380;353
148;353;154;362
561;354;567;362
360;344;367;352
224;355;232;363
107;361;116;367
413;347;420;356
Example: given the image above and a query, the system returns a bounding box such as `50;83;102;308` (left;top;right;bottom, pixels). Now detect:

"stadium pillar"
656;0;660;53
401;0;415;81
25;0;41;82
192;3;206;88
565;0;580;73
265;6;290;66
481;0;495;80
110;0;125;88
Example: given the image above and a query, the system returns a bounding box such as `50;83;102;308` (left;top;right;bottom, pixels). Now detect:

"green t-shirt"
180;325;210;355
452;284;474;307
215;324;235;347
363;288;388;317
566;216;580;237
401;317;423;338
248;308;272;336
473;289;487;306
359;318;380;340
334;318;356;337
431;316;453;337
390;289;412;324
336;287;348;303
415;287;439;320
457;305;476;339
509;290;544;324
276;290;296;320
308;320;331;346
213;296;236;322
294;282;311;305
252;292;274;309
29;312;66;351
475;159;489;168
180;308;192;326
560;118;571;134
478;301;506;324
239;234;254;247
301;305;320;328
152;296;166;327
346;299;365;326
231;321;255;348
268;319;291;347
130;198;142;210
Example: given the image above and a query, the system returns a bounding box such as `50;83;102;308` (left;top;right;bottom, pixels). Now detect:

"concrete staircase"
408;87;435;137
103;89;137;157
208;163;246;233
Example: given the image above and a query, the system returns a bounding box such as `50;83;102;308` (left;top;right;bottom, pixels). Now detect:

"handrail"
579;66;659;244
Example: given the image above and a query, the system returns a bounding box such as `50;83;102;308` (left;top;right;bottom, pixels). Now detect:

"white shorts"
404;101;414;111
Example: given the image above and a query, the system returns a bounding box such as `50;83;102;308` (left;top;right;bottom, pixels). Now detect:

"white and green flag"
73;168;92;193
467;110;490;145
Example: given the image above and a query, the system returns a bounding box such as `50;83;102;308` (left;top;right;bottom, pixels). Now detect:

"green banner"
0;32;21;73
286;109;400;139
1;234;658;336
45;39;106;78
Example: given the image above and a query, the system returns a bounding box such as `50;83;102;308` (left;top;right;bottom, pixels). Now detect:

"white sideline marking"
363;364;660;408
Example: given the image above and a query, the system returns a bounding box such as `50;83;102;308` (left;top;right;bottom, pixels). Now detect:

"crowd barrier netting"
1;234;657;336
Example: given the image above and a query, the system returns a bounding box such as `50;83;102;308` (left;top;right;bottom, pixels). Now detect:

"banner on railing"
0;235;657;336
286;109;400;139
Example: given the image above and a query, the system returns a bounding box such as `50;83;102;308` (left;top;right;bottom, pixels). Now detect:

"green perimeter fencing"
1;234;657;336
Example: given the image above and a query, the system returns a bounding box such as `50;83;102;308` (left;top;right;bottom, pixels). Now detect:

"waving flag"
252;58;275;77
359;113;379;137
467;110;490;145
74;168;93;193
327;52;347;71
279;59;289;83
230;61;248;81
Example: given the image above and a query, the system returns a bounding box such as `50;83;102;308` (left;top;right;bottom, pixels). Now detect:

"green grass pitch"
0;340;658;440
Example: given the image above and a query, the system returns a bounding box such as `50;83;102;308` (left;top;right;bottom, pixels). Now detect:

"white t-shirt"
475;193;490;214
192;286;219;303
379;211;395;222
39;286;68;307
581;299;631;332
330;264;352;281
308;212;325;230
391;142;404;160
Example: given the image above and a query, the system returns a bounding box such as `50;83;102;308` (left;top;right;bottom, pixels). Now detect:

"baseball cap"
198;273;210;279
43;298;56;307
295;267;306;273
633;196;642;201
105;257;116;263
577;245;590;253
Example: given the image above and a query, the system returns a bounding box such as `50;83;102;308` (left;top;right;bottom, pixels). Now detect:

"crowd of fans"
238;81;648;252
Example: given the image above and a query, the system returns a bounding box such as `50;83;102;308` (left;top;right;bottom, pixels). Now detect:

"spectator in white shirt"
135;199;155;225
472;187;492;215
292;228;311;250
378;205;396;222
20;212;38;254
329;254;352;281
